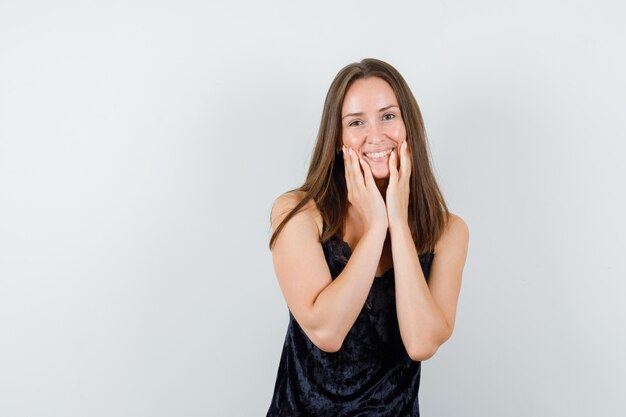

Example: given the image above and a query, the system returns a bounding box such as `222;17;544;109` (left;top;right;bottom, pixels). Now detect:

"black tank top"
266;220;435;416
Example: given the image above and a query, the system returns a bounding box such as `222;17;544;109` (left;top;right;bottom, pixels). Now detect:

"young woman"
266;58;469;416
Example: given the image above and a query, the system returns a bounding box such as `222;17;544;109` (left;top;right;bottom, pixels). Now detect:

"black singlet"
266;220;435;416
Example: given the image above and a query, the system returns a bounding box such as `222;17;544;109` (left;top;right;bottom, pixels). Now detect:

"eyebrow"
342;104;399;120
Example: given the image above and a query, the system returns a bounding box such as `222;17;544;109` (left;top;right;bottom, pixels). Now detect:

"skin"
340;76;407;253
341;76;405;195
269;76;469;359
341;76;469;359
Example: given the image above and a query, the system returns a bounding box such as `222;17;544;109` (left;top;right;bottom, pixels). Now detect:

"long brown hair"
268;58;449;254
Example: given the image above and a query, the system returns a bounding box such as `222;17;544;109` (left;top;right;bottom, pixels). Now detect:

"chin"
371;168;390;180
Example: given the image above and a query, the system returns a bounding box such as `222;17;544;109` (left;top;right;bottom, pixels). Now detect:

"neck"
375;178;389;198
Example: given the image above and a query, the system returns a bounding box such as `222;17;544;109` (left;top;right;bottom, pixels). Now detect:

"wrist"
364;222;388;239
388;218;410;237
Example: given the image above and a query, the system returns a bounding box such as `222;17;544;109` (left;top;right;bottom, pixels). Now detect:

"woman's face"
341;76;406;180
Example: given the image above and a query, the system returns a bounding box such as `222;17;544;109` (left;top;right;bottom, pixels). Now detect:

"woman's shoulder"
433;212;469;255
271;191;323;238
445;212;468;228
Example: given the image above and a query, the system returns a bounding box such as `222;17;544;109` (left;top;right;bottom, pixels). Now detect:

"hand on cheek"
342;145;388;231
385;140;411;226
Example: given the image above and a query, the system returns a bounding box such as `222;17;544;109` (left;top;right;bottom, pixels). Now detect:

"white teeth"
365;148;393;159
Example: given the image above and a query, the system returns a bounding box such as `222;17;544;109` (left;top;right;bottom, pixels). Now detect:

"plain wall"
1;0;625;416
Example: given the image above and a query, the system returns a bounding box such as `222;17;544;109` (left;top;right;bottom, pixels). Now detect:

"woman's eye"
384;113;395;120
349;120;363;127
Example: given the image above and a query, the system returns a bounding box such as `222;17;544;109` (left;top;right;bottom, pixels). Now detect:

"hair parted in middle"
269;58;449;254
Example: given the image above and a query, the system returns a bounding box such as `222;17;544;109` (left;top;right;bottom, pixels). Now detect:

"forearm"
311;227;387;351
390;221;449;358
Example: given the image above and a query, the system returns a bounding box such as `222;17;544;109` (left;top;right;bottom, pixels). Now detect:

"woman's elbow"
316;340;342;353
408;343;439;362
311;327;344;353
409;323;454;360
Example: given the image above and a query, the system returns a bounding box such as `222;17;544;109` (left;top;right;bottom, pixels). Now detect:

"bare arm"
384;142;469;361
271;193;387;352
390;214;469;361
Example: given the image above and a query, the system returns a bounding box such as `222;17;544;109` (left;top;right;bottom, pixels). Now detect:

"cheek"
342;132;364;148
392;126;407;146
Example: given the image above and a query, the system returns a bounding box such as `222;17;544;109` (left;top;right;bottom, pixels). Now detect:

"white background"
1;1;625;416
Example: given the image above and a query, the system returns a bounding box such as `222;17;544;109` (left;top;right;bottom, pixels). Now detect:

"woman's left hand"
386;140;412;228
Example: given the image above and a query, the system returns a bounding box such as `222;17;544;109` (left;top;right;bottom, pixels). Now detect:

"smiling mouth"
363;148;394;161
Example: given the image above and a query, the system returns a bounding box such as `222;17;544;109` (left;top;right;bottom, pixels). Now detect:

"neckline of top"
322;219;435;267
331;236;394;279
321;221;391;280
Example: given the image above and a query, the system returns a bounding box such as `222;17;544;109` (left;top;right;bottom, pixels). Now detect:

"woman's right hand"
342;145;388;232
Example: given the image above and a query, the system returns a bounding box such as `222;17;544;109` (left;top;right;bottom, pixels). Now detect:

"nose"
366;120;385;144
